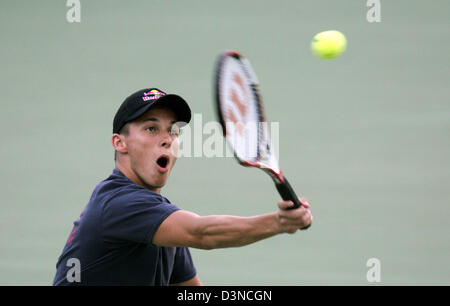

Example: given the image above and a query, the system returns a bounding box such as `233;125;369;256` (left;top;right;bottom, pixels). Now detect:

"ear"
112;133;128;154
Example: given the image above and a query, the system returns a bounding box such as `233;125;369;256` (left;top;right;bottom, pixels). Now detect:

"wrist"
268;212;283;235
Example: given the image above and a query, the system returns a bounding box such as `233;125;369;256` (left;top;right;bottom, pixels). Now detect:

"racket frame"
215;50;307;213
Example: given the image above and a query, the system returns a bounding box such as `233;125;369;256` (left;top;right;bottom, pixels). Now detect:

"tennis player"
53;88;313;286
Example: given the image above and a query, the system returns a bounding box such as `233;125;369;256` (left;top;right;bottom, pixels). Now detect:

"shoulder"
104;184;177;215
94;169;174;208
97;171;180;243
90;169;180;219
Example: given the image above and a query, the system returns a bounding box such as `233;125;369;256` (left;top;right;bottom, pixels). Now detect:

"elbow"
198;243;215;251
189;227;220;250
188;215;234;250
188;216;219;250
185;235;215;250
193;235;217;250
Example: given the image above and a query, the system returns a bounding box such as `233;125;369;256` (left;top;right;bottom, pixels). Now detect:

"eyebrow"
141;117;158;122
141;117;177;124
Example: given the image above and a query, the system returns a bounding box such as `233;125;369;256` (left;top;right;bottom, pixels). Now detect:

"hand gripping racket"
214;50;310;230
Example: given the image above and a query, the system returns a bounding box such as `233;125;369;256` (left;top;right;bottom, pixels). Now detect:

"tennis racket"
214;50;310;230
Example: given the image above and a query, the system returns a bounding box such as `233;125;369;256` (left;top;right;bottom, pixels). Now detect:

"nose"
160;131;173;148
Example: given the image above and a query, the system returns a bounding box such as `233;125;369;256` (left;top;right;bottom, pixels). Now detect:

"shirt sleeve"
169;247;197;284
101;188;180;244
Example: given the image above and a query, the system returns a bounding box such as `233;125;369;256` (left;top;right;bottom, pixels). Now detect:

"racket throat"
265;168;285;184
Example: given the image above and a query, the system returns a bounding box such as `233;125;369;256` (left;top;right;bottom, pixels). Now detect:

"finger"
278;206;307;221
302;212;313;227
299;197;310;208
278;200;294;210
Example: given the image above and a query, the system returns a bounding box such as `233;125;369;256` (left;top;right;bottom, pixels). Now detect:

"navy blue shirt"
53;168;197;286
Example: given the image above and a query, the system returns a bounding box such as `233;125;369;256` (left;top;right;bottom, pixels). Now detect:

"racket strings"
217;52;280;173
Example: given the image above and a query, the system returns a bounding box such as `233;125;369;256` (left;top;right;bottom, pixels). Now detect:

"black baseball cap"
113;88;191;134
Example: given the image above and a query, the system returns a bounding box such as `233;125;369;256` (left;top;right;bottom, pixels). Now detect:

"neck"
115;161;161;194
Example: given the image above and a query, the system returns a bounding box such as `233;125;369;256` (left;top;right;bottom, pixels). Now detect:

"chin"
141;180;165;193
133;169;167;192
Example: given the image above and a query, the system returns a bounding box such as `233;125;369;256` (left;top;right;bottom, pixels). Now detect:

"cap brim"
157;94;192;126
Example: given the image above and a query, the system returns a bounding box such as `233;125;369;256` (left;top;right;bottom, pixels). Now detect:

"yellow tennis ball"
311;30;347;59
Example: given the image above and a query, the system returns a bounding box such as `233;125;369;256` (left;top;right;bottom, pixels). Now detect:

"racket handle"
275;177;311;230
275;177;301;208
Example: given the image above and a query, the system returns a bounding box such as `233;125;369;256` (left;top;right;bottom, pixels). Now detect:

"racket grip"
275;177;311;230
275;177;301;208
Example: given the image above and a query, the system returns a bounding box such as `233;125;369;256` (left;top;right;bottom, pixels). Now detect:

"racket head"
214;50;283;183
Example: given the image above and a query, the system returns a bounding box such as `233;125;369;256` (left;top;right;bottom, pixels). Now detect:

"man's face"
119;105;180;193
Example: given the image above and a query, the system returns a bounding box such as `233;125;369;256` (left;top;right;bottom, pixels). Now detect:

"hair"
114;123;130;162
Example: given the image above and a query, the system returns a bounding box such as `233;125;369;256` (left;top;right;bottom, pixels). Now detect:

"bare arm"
152;199;312;250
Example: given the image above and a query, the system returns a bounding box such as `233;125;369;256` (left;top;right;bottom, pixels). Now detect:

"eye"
146;126;157;133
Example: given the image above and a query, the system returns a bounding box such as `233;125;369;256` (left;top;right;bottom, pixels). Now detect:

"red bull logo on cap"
142;89;165;101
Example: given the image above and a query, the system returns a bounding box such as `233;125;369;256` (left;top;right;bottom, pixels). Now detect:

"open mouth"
156;155;169;171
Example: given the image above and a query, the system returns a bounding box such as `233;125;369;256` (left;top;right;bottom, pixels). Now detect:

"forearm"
196;213;281;249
